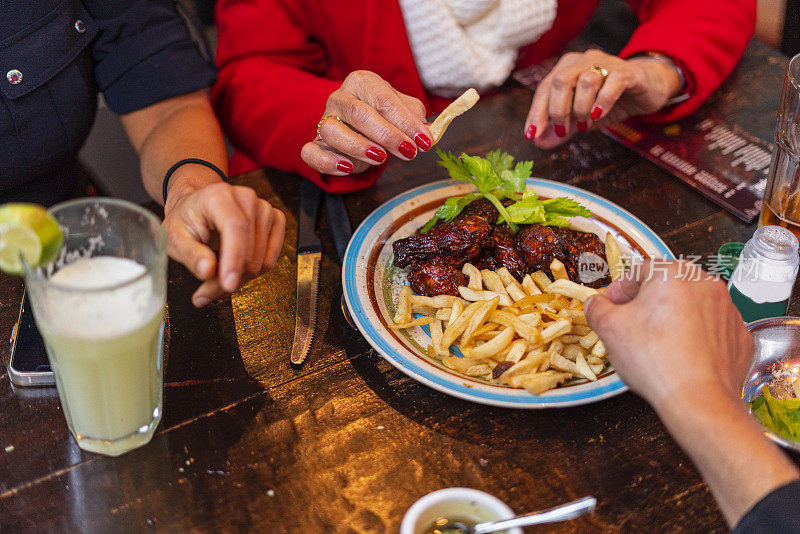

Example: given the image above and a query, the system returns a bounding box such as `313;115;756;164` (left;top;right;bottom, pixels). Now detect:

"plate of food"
343;150;674;408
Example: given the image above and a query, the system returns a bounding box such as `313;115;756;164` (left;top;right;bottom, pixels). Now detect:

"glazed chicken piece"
393;198;498;267
407;256;467;297
515;225;568;272
485;225;528;280
516;225;610;287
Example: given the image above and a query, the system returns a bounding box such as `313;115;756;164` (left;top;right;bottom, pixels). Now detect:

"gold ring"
587;65;609;82
316;115;342;141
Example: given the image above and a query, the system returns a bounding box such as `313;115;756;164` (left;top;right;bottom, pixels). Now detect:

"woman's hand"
584;260;753;409
524;49;682;149
301;71;433;176
163;170;286;308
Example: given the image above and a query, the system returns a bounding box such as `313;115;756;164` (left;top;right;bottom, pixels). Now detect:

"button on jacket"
0;1;216;203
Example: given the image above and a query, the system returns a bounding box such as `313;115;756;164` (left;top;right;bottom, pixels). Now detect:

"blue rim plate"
343;179;674;408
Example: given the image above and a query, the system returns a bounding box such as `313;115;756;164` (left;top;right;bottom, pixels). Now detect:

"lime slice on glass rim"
0;203;63;275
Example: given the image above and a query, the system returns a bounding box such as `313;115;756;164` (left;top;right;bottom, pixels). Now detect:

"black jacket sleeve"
732;479;800;534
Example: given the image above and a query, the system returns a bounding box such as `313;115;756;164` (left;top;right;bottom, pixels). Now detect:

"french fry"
504;339;528;363
575;352;597;381
442;355;484;373
458;286;513;306
461;296;500;345
579;331;599;349
571;324;592;336
389;316;434;329
522;274;542;295
515;371;570;395
540;318;572;344
550;351;579;375
448;299;464;326
546;279;599;302
429;88;480;144
462;263;482;290
473;322;501;337
506;282;528;303
548;339;564;354
558;308;587;325
480;269;509;297
430;318;445;356
502;351;549;379
558;334;583;344
532;271;553;292
589;362;605;375
471;326;514;358
465;364;492;377
591;340;607;358
550;258;569;280
393;285;413;324
605;232;624;280
441;301;481;348
562;343;586;362
435;307;452;321
489;310;540;343
518;312;541;327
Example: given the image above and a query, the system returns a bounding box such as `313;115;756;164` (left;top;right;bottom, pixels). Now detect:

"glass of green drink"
23;198;167;456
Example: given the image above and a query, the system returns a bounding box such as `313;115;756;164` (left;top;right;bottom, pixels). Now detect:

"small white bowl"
400;488;523;534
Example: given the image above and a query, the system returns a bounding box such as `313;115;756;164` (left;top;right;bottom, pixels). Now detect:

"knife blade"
291;180;323;365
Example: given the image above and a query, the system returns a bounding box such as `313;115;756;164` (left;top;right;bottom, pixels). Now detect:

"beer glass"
760;53;800;240
23;198;167;456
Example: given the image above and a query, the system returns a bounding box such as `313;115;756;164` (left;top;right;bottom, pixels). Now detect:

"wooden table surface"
1;40;798;533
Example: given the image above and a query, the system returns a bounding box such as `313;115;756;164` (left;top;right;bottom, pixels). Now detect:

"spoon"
427;496;597;534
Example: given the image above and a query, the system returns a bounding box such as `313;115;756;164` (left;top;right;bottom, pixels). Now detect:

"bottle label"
729;283;790;322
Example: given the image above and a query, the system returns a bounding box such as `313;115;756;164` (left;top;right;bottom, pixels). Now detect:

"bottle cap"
747;226;799;262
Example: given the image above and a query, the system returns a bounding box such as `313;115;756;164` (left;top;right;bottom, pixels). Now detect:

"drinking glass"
23;198;167;456
760;53;800;241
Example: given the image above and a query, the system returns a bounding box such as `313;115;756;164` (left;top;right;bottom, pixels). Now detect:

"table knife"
291;180;323;365
324;193;352;263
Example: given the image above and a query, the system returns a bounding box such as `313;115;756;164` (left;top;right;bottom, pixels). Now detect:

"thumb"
583;293;619;338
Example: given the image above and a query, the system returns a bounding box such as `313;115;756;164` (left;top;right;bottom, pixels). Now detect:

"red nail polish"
414;133;432;151
423;121;432;126
336;160;353;173
366;146;387;163
591;107;603;120
554;124;566;137
525;125;537;139
577;121;588;133
398;141;417;159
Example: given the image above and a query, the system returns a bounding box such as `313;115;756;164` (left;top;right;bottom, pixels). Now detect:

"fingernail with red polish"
577;121;588;133
591;106;603;120
554;124;566;137
423;121;432;126
398;141;417;159
366;146;387;163
337;160;353;173
525;124;537;139
414;133;432;151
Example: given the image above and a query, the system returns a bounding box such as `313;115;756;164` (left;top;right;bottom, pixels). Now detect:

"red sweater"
212;0;755;193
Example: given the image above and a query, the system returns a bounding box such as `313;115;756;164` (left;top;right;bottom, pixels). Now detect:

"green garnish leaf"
749;385;800;441
420;149;590;233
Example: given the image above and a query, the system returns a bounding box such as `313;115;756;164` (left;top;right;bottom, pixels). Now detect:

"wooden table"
1;41;798;533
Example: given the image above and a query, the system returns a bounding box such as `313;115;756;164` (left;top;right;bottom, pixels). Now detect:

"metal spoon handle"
473;496;597;534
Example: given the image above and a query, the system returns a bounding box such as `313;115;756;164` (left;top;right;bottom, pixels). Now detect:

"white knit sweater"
398;0;557;97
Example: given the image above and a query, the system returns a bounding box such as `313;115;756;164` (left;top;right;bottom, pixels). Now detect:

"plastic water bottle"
728;226;799;322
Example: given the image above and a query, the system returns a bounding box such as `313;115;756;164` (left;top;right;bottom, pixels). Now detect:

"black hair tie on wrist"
162;158;228;204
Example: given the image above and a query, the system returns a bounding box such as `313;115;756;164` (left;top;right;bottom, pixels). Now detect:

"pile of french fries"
391;233;625;395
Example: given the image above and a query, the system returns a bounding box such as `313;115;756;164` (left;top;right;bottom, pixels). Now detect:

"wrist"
629;55;683;101
164;164;225;210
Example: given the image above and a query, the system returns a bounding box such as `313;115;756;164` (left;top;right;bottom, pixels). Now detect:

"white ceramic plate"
343;179;675;408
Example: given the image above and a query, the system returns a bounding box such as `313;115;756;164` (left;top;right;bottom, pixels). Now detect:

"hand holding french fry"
301;71;433;176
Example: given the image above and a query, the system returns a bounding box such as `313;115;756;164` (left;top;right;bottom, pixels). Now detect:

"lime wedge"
0;203;63;275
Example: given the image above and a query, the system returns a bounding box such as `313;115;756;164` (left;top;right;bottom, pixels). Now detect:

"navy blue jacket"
0;1;216;203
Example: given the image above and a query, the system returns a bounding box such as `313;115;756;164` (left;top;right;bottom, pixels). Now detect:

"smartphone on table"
8;290;55;386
